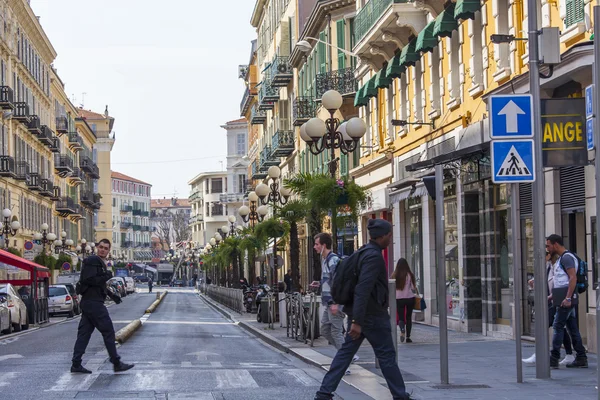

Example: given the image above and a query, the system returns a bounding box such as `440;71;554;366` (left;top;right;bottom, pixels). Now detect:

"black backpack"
331;247;369;306
560;251;589;294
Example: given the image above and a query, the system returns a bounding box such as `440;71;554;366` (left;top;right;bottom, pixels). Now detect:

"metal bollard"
156;292;161;300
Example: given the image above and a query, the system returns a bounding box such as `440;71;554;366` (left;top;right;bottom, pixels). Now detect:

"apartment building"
150;197;191;255
111;171;152;261
220;118;249;226
188;171;230;245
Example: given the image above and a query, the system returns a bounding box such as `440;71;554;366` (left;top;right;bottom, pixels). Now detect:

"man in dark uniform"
71;239;134;374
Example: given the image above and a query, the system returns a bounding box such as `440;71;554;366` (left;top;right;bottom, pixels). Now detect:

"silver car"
0;284;28;332
0;296;10;334
49;285;75;317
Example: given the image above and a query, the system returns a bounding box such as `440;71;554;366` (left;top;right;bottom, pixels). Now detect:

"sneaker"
345;369;351;375
566;357;588;368
406;338;413;343
70;364;92;374
352;355;359;363
550;356;559;369
113;362;135;372
559;354;575;365
400;330;405;343
522;353;536;364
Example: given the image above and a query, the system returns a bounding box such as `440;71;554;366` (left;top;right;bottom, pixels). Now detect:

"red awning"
0;249;50;279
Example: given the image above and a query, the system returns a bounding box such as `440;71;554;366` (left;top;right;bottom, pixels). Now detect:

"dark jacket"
80;255;112;302
346;241;389;326
284;274;293;291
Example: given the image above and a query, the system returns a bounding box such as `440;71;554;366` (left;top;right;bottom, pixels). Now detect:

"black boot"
566;357;588;368
71;364;92;374
550;356;559;369
113;361;135;372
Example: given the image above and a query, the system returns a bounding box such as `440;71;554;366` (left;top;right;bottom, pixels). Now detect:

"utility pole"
435;163;449;384
528;0;550;379
592;5;600;399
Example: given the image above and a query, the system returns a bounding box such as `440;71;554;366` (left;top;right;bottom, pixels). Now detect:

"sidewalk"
200;292;598;400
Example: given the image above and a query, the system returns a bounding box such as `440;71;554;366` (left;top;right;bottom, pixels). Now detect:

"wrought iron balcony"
258;80;279;110
240;87;253;116
251;158;267;180
68;132;84;152
293;96;317;126
315;68;357;100
133;224;141;231
0;86;14;110
142;242;151;248
49;136;60;153
260;145;279;168
122;240;133;248
68;167;85;185
0;156;16;178
80;190;96;208
93;193;102;209
27;115;42;136
271;130;294;157
355;0;410;44
70;204;83;218
219;193;246;203
142;225;150;232
120;222;132;229
27;172;42;191
51;186;61;201
80;155;100;179
121;205;133;213
14;102;30;124
141;210;150;217
54;155;74;175
56;197;77;215
38;125;54;146
15;160;30;182
40;178;53;197
250;106;266;125
270;56;292;87
132;209;142;216
55;116;68;134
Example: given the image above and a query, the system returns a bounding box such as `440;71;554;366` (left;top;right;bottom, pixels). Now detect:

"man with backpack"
546;234;587;369
314;219;410;400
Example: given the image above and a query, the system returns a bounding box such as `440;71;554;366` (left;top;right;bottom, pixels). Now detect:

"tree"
216;236;243;287
277;200;307;292
239;228;266;285
153;210;172;251
172;209;191;243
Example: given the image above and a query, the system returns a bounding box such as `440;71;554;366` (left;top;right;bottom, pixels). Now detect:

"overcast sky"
29;0;256;199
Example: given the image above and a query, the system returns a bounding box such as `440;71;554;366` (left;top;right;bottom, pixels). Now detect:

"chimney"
104;105;109;117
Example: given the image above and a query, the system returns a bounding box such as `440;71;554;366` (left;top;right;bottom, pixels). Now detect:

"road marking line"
215;369;259;389
134;320;235;325
181;361;193;367
0;372;17;387
47;372;98;391
0;354;23;361
284;369;320;386
210;362;222;368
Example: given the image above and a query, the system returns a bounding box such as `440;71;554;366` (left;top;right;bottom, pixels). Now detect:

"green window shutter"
349;18;356;69
575;0;585;25
352;148;360;168
565;0;574;27
319;31;327;73
337;20;346;70
340;153;348;176
565;0;584;27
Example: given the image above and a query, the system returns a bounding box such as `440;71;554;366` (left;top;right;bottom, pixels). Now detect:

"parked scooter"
240;280;255;313
255;284;272;323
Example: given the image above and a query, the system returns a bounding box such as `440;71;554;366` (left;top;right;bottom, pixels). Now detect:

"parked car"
61;283;81;315
0;284;29;332
172;279;184;287
134;275;149;283
123;277;135;294
48;285;75;317
0;296;10;334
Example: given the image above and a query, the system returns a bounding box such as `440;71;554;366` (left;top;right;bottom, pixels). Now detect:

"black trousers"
72;300;120;365
396;298;415;338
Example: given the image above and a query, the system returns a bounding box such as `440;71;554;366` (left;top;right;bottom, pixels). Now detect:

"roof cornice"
251;0;267;28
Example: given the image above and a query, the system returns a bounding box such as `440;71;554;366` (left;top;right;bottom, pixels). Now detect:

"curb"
115;319;142;344
145;291;168;313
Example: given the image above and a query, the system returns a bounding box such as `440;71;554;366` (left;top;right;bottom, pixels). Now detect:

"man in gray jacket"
314;219;410;400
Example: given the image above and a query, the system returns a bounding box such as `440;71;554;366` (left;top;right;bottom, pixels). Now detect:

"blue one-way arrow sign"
490;94;534;139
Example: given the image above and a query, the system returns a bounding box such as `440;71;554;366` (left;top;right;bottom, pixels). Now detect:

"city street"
0;287;368;400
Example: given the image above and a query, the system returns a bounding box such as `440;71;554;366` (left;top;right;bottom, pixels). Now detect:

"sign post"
592;6;600;399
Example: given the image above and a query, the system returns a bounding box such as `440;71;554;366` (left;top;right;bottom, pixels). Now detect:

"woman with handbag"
392;258;416;343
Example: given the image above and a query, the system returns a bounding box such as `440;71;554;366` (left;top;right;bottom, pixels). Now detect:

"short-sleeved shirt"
553;251;577;290
320;252;340;305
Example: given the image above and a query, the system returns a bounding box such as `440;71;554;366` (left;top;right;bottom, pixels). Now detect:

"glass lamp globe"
305;118;326;140
81;238;87;245
280;187;292;198
2;208;11;218
85;245;91;252
10;220;20;231
267;166;281;179
238;205;250;217
61;231;67;238
76;245;82;252
322;90;343;111
66;239;74;246
55;240;63;247
33;232;42;240
346;117;368;139
248;191;259;202
47;233;57;241
221;225;229;234
210;238;216;246
90;242;95;248
339;122;352;142
228;215;236;223
214;233;222;242
255;183;270;198
41;223;49;231
257;205;269;216
300;123;312;143
236;225;244;232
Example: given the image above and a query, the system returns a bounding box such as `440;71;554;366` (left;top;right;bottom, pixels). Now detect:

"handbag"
414;287;427;311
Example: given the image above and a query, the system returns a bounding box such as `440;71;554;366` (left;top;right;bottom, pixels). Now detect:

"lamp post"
33;223;57;253
227;215;237;236
54;231;74;254
300;90;367;252
238;191;268;229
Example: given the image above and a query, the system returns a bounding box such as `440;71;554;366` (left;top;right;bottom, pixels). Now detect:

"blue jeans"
551;305;586;360
315;314;409;400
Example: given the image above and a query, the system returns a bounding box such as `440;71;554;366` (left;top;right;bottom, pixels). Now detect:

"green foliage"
6;247;22;257
254;218;289;242
56;254;73;271
34;253;56;270
115;261;127;269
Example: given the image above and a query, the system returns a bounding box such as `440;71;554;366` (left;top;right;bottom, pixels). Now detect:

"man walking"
315;219;410;400
148;277;153;293
71;239;135;374
546;234;587;369
284;270;293;293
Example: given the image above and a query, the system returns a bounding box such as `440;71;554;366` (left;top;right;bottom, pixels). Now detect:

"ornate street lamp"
238;191;268;229
227;215;237;236
255;166;291;206
53;231;74;254
0;209;20;248
33;223;57;253
300;90;367;251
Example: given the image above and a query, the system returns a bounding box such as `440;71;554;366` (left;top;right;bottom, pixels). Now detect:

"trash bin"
260;298;271;323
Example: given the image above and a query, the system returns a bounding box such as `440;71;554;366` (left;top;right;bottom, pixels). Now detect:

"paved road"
0;288;368;400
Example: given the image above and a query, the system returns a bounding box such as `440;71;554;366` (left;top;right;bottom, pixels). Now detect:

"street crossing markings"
215;369;259;389
0;354;23;361
47;372;99;392
496;145;532;176
283;369;321;386
0;372;17;387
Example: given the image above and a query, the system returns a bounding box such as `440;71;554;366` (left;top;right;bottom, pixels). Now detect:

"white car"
123;277;135;294
0;297;10;334
48;285;75;317
0;284;29;332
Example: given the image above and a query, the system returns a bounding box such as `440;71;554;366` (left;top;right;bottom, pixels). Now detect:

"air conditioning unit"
277;63;290;74
238;65;249;79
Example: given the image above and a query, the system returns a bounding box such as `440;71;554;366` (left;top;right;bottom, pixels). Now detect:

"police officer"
71;238;134;374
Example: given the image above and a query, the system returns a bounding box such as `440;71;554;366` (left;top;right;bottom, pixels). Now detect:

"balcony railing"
68;167;85;184
293;96;317;126
271;130;294;157
0;86;14;110
250;106;266;125
355;0;404;44
270;56;292;87
15;160;30;181
56;197;77;215
40;178;54;197
0;156;16;178
14;102;31;124
133;224;142;231
49;136;60;153
27;115;42;136
55;116;68;134
120;221;132;229
38;125;54;146
219;193;246;203
27;172;42;191
68;132;84;152
142;242;151;248
240;87;253;116
51;186;61;201
132;209;142;216
80;155;100;178
251;158;266;179
141;210;150;217
121;205;133;213
54;155;74;175
142;225;150;232
260;145;279;168
315;68;357;99
122;240;133;248
81;190;96;207
258;80;279;110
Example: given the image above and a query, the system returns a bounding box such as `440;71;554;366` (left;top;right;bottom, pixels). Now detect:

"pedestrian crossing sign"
491;139;536;183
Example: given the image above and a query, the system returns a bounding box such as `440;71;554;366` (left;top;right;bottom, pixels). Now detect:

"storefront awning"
405;142;489;172
454;0;482;21
145;266;157;274
399;38;419;68
374;67;392;89
354;84;368;107
0;249;50;279
416;20;437;53
434;4;459;38
389;185;428;205
386;52;405;79
364;76;378;98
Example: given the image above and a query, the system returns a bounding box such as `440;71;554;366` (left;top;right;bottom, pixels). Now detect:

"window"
237;134;246;155
468;12;485;95
336;19;346;70
492;0;510;79
413;59;424;122
447;35;461;106
429;49;441;116
237;174;246;193
211;178;223;193
211;203;223;216
91;124;97;133
565;0;585;28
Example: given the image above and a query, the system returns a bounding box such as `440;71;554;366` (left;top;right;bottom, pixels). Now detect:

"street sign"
491;139;536;183
587;118;594;150
541;98;587;166
586;84;594;119
490;94;534;138
62;262;70;271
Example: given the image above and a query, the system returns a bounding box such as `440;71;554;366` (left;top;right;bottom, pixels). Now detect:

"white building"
189;171;230;245
220;118;249;226
111;171;152;261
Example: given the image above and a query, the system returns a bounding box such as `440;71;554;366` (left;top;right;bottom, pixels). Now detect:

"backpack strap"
559;251;579;274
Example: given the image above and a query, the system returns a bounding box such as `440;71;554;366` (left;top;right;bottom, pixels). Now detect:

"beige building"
111;171;152;261
189;171;231;246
